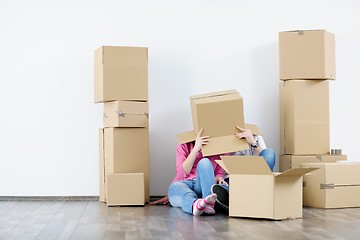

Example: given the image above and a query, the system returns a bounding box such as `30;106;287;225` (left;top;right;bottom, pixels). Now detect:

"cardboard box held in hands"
177;89;250;156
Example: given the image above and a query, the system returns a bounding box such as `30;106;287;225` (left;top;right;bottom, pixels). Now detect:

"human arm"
182;129;209;174
149;195;169;205
235;126;263;156
215;175;228;186
214;157;227;185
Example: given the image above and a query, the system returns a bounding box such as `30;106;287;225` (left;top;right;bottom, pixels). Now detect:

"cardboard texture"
280;154;347;172
177;90;249;156
103;100;149;128
106;173;145;206
104;127;149;202
94;46;148;103
279;29;336;80
190;89;245;136
280;80;330;155
217;156;317;220
176;123;261;157
99;129;106;203
301;162;360;209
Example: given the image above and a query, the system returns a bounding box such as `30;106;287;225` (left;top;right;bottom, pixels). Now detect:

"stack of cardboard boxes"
279;30;360;209
94;46;149;206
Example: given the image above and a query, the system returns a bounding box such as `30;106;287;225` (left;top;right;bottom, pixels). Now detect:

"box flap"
276;167;318;177
177;123;258;144
176;130;196;144
244;123;261;135
219;156;272;175
215;160;229;173
202;135;249;156
190;89;238;100
176;130;249;157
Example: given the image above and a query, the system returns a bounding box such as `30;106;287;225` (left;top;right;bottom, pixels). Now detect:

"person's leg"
168;180;196;215
259;148;276;171
167;179;216;216
193;158;216;197
193;158;217;215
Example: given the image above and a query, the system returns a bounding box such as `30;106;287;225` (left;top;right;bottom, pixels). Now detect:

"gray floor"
0;200;359;240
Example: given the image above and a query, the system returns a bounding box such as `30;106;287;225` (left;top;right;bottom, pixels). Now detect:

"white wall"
0;0;359;196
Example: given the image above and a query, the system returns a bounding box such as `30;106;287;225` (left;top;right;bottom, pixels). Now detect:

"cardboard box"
280;80;330;155
217;156;317;220
301;162;360;209
279;29;335;80
280;154;347;172
177;89;248;156
99;129;106;203
104;127;149;202
103;100;149;128
106;173;145;206
94;46;148;103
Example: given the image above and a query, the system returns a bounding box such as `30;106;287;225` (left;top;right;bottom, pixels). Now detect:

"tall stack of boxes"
279;30;360;209
94;46;149;206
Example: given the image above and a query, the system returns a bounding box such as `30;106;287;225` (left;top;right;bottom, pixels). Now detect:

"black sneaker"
211;184;229;212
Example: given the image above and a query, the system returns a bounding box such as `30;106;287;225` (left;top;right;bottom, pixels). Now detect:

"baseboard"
0;196;99;201
0;195;166;202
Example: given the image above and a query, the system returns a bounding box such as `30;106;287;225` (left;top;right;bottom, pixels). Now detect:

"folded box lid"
176;124;261;156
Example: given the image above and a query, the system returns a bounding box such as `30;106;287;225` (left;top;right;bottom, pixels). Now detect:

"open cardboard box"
216;156;317;220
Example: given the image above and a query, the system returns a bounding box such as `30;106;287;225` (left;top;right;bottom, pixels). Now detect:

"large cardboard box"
217;156;317;220
280;154;347;172
177;89;248;156
279;29;335;80
103;100;149;128
104;127;149;202
106;173;145;206
301;162;360;209
94;46;148;103
280;80;330;155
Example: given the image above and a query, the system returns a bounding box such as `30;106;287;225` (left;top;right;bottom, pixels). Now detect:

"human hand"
149;196;169;205
215;176;228;186
235;126;257;145
193;129;209;152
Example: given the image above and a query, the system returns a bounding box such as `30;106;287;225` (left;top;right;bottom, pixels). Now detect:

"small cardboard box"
103;127;149;202
106;173;145;206
94;46;148;103
301;162;360;209
103;100;149;128
279;29;335;80
280;154;347;172
280;80;330;155
217;156;317;220
177;89;248;156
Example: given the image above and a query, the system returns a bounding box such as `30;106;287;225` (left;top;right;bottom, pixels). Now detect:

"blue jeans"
222;148;276;191
168;158;216;214
260;148;276;172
